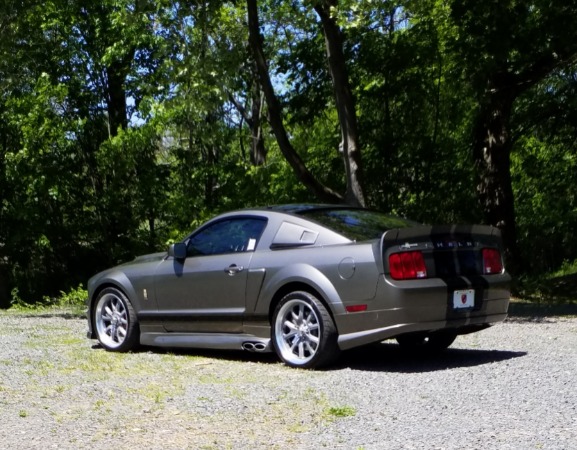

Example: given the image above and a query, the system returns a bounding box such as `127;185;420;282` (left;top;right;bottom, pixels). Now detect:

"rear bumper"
335;274;510;350
337;310;507;350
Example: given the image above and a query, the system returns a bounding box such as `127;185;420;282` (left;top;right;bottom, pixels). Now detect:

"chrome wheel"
94;287;139;352
272;291;339;369
276;299;320;364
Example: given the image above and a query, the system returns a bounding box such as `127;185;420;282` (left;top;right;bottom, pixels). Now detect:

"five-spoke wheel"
94;287;139;352
272;291;339;369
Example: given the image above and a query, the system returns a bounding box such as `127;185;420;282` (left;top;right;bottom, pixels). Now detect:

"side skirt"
140;332;273;353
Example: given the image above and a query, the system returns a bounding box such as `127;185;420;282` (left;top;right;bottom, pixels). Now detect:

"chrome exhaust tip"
242;342;268;352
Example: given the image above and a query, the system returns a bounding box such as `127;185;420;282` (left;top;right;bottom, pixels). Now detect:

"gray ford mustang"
86;204;511;368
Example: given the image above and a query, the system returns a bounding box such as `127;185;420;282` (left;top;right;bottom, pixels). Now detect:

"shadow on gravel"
90;341;526;373
13;312;84;320
335;342;526;373
90;342;282;365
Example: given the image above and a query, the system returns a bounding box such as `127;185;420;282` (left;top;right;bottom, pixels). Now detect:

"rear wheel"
396;330;457;353
94;287;140;352
272;291;339;369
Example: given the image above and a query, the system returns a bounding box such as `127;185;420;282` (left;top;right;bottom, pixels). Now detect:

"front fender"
87;270;140;316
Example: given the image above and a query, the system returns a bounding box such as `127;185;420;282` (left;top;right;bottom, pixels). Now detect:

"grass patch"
324;405;357;419
512;275;577;314
198;373;234;384
508;298;577;318
511;260;577;317
0;309;354;447
132;381;185;405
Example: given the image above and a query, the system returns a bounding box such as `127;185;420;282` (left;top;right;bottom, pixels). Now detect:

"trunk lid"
382;225;505;279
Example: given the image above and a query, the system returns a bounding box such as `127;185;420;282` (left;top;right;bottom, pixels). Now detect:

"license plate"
453;289;475;309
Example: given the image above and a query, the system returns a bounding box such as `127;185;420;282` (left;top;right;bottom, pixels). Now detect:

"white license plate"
453;289;475;309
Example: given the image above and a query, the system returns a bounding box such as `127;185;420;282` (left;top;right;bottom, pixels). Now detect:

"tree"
247;0;367;206
313;0;366;206
0;0;169;301
247;0;344;203
348;1;478;222
449;0;577;272
4;0;577;305
512;66;577;273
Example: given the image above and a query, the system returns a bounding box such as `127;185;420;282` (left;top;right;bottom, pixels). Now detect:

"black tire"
396;330;457;353
272;291;340;369
93;287;140;352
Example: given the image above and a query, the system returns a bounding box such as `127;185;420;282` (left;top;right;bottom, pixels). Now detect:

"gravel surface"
0;311;576;449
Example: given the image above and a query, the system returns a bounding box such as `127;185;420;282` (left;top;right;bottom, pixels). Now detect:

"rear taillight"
482;248;503;274
389;251;427;280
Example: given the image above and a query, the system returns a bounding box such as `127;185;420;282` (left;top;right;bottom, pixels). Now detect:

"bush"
10;284;87;311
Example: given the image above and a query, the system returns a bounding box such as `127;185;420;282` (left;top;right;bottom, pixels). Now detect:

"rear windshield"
297;208;415;241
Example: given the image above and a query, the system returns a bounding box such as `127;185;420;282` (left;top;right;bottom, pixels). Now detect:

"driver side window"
186;218;267;257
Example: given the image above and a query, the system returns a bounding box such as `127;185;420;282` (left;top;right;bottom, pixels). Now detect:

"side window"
186;218;267;257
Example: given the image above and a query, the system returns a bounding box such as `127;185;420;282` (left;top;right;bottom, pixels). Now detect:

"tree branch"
313;0;366;207
246;0;343;203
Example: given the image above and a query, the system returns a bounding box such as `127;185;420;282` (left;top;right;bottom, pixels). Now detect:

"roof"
263;204;361;214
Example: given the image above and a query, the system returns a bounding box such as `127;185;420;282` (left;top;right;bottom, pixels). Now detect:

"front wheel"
94;287;140;352
272;291;339;369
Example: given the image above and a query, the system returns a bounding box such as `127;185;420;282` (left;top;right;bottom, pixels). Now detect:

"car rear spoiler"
382;224;502;245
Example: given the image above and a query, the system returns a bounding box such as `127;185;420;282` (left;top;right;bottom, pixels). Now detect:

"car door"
153;217;267;333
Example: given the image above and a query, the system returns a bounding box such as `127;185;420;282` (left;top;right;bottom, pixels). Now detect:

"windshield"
297;208;416;241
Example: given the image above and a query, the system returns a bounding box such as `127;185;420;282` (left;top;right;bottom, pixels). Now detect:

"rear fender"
255;263;346;316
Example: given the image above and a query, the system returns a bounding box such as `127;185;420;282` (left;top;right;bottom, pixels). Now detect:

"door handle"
225;264;244;276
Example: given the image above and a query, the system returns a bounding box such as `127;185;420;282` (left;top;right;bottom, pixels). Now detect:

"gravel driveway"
0;311;576;449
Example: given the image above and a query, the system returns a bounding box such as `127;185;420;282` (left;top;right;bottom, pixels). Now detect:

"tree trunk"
227;77;267;166
250;79;266;166
472;89;520;273
105;53;134;137
246;0;343;204
313;1;366;207
471;54;577;274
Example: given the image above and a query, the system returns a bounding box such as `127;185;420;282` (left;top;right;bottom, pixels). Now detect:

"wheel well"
89;283;128;318
268;282;335;323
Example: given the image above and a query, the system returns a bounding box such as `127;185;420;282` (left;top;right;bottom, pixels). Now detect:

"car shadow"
17;311;85;320
90;341;526;373
91;343;281;365
334;341;527;373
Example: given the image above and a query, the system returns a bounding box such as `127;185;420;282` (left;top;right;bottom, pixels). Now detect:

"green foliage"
512;66;577;274
549;260;577;279
1;0;577;304
348;0;479;223
10;284;87;311
9;289;29;310
51;285;89;309
512;136;577;272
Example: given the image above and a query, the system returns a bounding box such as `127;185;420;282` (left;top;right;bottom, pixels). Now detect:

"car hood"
88;251;167;290
120;251;167;267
